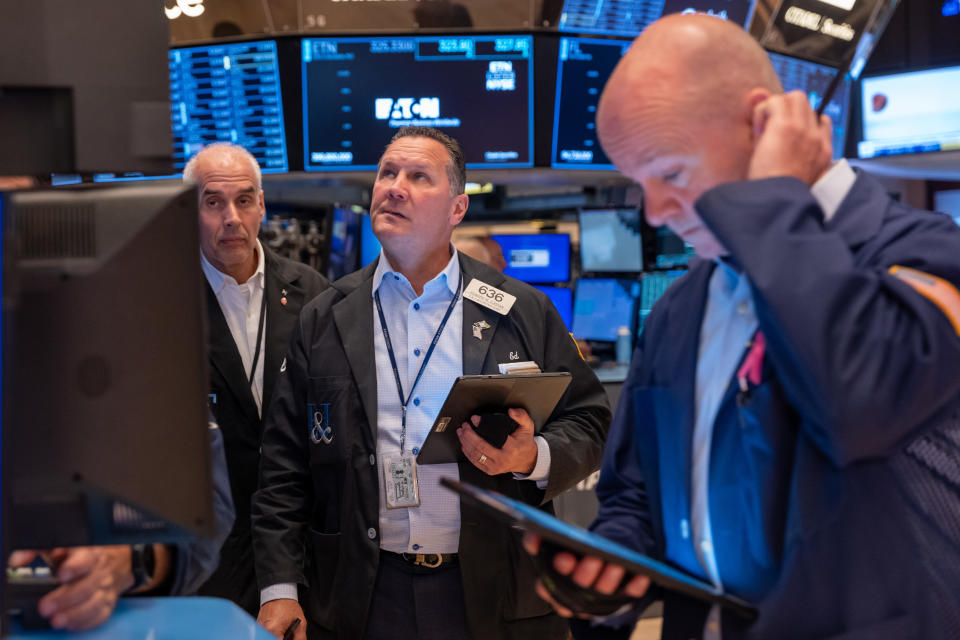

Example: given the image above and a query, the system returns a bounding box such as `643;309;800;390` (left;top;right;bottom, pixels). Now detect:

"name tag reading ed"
463;279;517;316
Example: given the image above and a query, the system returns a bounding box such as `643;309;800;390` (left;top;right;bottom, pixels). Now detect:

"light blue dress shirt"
372;249;465;554
261;247;556;605
692;160;857;638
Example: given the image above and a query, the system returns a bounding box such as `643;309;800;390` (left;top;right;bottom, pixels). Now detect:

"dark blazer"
252;253;612;640
198;246;328;615
577;172;960;640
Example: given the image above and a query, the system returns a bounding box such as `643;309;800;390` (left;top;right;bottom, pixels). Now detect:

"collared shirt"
201;239;267;416
261;247;555;606
372;248;465;554
692;160;857;638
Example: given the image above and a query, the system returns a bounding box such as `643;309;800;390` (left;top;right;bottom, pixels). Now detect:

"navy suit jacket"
577;172;960;640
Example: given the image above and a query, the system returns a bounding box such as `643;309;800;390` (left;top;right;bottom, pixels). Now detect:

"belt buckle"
416;553;443;568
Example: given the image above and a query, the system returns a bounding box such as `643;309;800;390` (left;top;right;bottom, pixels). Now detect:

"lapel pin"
280;288;288;306
472;320;491;340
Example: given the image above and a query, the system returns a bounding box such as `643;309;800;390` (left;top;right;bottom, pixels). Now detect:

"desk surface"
8;597;275;639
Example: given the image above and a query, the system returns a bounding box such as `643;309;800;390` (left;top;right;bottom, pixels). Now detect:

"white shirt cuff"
261;583;299;607
512;435;551;488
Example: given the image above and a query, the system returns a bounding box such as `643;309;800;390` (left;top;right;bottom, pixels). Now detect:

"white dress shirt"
692;160;857;638
201;240;267;416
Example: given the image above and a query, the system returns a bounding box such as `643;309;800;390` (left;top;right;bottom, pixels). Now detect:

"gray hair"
386;127;466;196
182;142;262;190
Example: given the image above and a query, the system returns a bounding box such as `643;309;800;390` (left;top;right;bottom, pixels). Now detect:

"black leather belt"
384;550;459;568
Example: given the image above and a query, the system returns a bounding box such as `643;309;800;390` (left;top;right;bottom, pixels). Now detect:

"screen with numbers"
301;35;533;170
552;37;631;169
169;40;289;173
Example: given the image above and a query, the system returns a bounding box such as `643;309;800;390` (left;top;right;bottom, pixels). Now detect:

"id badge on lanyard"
383;454;420;509
375;272;463;511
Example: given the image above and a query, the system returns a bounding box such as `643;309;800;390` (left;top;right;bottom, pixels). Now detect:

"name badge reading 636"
463;278;517;315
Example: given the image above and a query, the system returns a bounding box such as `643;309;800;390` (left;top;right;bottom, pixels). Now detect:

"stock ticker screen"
169;40;289;173
552;38;631;169
558;0;756;37
768;52;850;159
301;36;533;170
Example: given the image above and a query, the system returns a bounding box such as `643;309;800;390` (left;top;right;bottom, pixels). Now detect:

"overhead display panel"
301;35;533;171
768;51;851;157
557;0;757;37
858;65;960;158
552;37;631;169
169;40;289;172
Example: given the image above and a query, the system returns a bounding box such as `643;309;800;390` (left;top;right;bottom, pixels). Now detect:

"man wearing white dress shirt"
184;143;328;615
253;127;610;640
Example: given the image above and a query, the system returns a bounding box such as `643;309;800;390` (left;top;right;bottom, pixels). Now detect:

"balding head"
598;14;781;170
183;143;262;191
595;14;783;259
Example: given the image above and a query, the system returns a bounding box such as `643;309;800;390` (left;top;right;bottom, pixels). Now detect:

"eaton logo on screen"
375;98;441;120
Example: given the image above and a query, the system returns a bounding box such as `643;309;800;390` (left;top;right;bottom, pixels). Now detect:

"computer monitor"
328;206;361;281
533;285;574;331
301;35;533;170
572;278;639;342
768;52;851;159
552;38;631;170
934;189;960;227
0;1;171;175
1;183;215;553
857;65;960;158
169;40;289;173
579;208;644;274
647;226;696;270
360;214;382;267
638;270;686;333
491;233;571;284
557;0;756;36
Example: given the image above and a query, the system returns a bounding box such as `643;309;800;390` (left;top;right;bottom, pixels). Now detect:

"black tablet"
441;477;758;621
415;373;572;465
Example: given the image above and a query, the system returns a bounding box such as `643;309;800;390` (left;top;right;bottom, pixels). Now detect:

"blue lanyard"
375;272;463;454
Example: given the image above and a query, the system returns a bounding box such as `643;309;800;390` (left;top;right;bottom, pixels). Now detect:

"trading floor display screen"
169;40;288;172
579;208;644;273
552;38;631;169
302;35;533;170
768;52;850;159
533;285;574;331
491;233;571;283
858;66;960;158
558;0;756;37
572;278;639;342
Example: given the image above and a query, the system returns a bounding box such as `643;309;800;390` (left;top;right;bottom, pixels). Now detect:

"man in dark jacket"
184;143;329;615
253;128;611;640
530;13;960;640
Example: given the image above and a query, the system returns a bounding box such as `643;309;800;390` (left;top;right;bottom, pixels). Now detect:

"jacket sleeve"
169;423;236;595
698;177;960;466
589;341;659;557
535;297;613;503
251;310;315;589
568;335;661;636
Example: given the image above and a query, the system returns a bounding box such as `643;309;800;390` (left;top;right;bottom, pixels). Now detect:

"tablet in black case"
415;372;572;465
441;478;758;621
